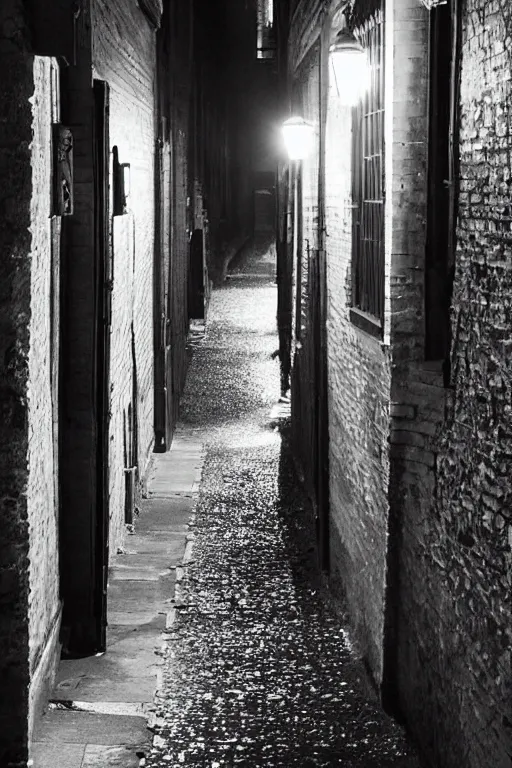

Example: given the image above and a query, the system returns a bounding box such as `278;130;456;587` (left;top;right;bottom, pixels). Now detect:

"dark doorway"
59;78;111;655
93;79;112;652
188;229;205;320
154;125;172;451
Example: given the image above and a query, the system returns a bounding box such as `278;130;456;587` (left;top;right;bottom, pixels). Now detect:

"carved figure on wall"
53;124;74;216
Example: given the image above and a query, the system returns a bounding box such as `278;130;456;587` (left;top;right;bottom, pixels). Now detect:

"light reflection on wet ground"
147;239;418;768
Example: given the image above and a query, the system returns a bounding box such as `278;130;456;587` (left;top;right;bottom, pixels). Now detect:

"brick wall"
288;0;512;764
301;56;320;256
385;0;430;356
389;0;512;765
92;0;156;552
381;0;432;700
287;2;393;683
0;5;61;761
325;76;392;683
0;4;33;761
26;55;62;743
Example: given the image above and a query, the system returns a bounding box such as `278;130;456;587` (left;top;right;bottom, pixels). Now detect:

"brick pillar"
381;0;432;714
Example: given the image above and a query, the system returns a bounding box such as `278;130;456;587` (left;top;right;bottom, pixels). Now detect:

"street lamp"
329;27;369;106
281;116;315;161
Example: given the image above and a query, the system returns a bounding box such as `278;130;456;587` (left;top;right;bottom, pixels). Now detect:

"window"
351;9;385;335
257;0;275;59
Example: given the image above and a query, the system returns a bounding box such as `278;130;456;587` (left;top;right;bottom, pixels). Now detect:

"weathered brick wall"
390;1;512;765
287;1;393;684
288;0;512;764
26;55;62;742
109;214;137;548
382;0;432;698
301;56;320;257
324;79;391;684
0;5;32;761
92;0;156;551
385;0;429;357
0;5;61;761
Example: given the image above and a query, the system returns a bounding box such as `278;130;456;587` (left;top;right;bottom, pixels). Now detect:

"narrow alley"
2;0;511;766
145;241;418;768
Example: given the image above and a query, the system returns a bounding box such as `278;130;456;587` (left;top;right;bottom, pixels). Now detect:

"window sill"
350;307;383;339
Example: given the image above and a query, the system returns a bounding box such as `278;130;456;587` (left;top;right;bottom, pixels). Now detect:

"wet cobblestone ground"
146;241;419;768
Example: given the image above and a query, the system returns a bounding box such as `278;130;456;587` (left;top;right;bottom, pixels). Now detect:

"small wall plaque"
52;124;74;216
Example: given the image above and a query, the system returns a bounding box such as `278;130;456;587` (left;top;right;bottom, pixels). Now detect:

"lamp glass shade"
329;31;369;106
282;117;315;161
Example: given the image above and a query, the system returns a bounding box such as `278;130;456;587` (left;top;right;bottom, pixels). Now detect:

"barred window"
351;9;385;335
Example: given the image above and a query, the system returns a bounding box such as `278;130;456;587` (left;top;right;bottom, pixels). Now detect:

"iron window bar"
351;8;385;336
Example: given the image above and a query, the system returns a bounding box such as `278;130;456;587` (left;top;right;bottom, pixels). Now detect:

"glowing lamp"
329;28;369;106
281;116;314;161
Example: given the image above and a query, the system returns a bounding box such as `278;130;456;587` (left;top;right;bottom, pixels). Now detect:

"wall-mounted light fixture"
113;146;131;216
281;116;315;161
121;163;131;201
329;26;369;106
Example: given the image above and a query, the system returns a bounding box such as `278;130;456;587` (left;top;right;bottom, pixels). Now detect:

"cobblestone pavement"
146;240;419;768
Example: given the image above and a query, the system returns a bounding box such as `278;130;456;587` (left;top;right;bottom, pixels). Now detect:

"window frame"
350;9;385;338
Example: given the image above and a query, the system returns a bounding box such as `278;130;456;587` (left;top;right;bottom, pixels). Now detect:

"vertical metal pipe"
294;160;303;342
316;15;330;571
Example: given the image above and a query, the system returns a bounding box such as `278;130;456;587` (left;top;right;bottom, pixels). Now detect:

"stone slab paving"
32;743;86;768
31;433;205;768
34;711;149;745
146;437;204;498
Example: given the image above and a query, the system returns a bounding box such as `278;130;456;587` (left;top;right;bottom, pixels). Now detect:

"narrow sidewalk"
32;435;204;768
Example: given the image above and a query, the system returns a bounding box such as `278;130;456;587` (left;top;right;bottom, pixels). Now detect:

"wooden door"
154;132;172;451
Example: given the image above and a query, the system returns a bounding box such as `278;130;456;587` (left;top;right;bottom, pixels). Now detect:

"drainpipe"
445;0;461;387
316;12;330;571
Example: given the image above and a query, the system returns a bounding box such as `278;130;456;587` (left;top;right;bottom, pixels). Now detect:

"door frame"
93;78;112;651
58;39;111;658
